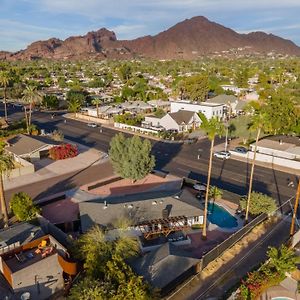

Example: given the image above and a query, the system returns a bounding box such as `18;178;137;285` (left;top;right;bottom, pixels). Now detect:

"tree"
109;134;155;182
22;85;42;134
42;95;59;110
208;186;223;201
266;245;298;276
234;68;249;88
68;277;111;300
0;71;11;120
240;192;276;216
119;64;132;82
245;108;272;223
91;98;102;118
0;151;14;227
199;114;225;239
66;90;85;114
180;74;209;101
10;192;40;221
51;130;64;142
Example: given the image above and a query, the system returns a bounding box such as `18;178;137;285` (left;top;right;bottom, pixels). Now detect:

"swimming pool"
272;298;295;300
207;202;238;228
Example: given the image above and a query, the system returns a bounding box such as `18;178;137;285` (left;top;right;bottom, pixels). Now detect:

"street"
1;104;298;204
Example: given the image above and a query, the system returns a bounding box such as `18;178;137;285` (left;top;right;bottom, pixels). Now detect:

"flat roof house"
170;100;224;119
0;222;78;300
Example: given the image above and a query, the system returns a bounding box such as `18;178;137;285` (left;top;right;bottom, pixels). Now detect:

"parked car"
87;123;97;128
213;151;231;159
234;146;248;154
193;183;207;191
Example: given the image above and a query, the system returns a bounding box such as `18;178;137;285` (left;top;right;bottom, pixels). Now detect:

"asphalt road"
1;104;298;204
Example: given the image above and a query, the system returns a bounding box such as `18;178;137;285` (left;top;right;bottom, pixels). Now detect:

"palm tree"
199;114;225;239
67;98;82;116
91;98;102;118
0;150;14;227
22;85;42;134
0;71;10;121
244;110;271;223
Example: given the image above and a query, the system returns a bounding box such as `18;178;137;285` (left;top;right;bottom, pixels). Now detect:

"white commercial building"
170;100;224;119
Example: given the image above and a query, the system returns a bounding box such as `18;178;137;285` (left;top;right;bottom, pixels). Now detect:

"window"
194;216;199;222
212;111;215;116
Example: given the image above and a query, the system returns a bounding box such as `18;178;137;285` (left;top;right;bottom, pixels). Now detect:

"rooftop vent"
152;201;157;205
128;204;133;209
103;201;108;209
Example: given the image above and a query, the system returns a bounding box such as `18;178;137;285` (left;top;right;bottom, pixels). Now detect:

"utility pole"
290;180;300;236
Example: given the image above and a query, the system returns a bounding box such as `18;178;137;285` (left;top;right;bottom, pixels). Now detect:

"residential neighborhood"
0;11;300;300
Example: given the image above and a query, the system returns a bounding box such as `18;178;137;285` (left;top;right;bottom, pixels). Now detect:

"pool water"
207;202;238;228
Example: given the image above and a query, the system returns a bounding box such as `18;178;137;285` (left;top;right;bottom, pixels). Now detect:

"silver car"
213;151;231;159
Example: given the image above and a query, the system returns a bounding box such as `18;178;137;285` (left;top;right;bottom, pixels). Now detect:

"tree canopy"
109;134;155;181
179;74;209;101
239;192;277;216
10;192;40;221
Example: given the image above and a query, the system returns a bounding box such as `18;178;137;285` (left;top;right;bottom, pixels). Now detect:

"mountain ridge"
2;16;300;60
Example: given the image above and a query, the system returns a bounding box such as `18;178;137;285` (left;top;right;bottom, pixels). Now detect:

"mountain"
3;16;300;60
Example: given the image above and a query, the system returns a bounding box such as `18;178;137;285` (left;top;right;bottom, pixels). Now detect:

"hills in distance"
1;16;300;61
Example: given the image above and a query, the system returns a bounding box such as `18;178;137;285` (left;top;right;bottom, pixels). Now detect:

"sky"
1;0;300;52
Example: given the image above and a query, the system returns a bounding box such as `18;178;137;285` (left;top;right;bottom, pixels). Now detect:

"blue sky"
1;0;300;51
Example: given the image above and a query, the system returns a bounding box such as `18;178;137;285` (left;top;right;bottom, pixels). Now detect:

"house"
206;94;247;116
170;100;224;119
130;242;200;295
0;222;78;300
220;85;247;94
144;110;201;132
6;134;60;161
250;135;300;160
147;99;171;111
77;189;204;234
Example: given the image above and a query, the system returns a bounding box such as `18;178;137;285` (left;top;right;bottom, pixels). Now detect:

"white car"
213;151;231;159
87;123;97;128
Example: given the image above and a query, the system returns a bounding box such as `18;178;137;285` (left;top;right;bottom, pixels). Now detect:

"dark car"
234;146;248;154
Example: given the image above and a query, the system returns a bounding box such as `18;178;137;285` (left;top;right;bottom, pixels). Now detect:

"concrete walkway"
4;141;107;190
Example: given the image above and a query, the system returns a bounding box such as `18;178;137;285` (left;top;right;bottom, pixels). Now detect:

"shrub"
49;144;78;160
10;192;40;221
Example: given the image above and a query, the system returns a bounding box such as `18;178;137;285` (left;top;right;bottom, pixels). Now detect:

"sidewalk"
214;139;300;175
4;141;107;190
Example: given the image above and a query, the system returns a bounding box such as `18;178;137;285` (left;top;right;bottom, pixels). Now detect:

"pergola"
138;216;189;240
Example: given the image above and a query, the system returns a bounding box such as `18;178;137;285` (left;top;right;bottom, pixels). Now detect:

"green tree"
68;277;111;300
119;64;132;82
240;192;276;216
245;107;272;222
0;151;14;227
109;134;155;182
10;192;40;221
234;68;249;88
180;74;209;101
0;71;11;120
266;245;298;276
42;95;59;110
199;114;225;239
22;85;42;134
208;186;223;201
91;98;102;118
66;90;85;114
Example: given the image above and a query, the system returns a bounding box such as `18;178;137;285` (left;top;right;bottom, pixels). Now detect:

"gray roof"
207;94;238;104
130;242;200;289
79;189;203;232
169;110;196;125
6;134;59;156
0;222;45;248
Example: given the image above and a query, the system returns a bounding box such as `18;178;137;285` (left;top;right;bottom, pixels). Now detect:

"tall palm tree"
91;98;102;118
244;110;271;223
0;150;14;227
0;71;10;121
199;114;225;239
22;85;42;134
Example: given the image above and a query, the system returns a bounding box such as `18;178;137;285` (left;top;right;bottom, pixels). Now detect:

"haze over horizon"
1;0;300;52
